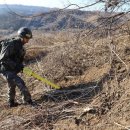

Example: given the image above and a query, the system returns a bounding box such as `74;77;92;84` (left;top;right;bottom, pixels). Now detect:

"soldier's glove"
16;64;24;73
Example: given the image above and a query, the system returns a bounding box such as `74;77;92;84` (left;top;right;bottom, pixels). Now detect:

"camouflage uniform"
0;37;32;104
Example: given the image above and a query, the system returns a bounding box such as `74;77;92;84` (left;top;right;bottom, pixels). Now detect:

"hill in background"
0;4;103;35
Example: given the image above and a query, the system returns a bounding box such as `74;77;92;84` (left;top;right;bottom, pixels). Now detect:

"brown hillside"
0;29;130;130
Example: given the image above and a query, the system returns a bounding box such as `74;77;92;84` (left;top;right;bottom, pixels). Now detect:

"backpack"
0;38;15;53
0;40;3;53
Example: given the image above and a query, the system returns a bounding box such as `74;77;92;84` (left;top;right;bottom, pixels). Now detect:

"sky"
0;0;104;10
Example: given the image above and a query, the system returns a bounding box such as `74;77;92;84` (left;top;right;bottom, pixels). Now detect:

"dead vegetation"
1;25;130;130
1;1;130;128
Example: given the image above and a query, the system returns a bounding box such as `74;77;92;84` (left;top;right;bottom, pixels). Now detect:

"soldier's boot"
8;100;19;107
24;99;39;107
22;89;39;107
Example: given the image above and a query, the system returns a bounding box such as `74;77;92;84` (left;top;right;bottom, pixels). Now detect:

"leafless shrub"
1;1;130;130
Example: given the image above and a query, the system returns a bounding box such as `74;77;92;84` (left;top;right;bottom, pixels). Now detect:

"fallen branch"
114;122;130;130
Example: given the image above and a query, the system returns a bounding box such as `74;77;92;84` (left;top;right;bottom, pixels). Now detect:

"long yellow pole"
23;67;60;89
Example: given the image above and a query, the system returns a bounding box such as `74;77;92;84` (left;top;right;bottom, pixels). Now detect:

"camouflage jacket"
0;37;26;73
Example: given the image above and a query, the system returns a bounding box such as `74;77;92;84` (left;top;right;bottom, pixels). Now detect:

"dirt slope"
0;33;130;130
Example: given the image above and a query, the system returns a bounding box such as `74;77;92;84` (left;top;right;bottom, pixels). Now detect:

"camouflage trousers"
0;71;32;103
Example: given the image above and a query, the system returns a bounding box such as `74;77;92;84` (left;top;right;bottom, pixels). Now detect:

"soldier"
0;27;36;107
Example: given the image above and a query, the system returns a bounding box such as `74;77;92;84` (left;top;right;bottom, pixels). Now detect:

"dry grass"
1;27;130;130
